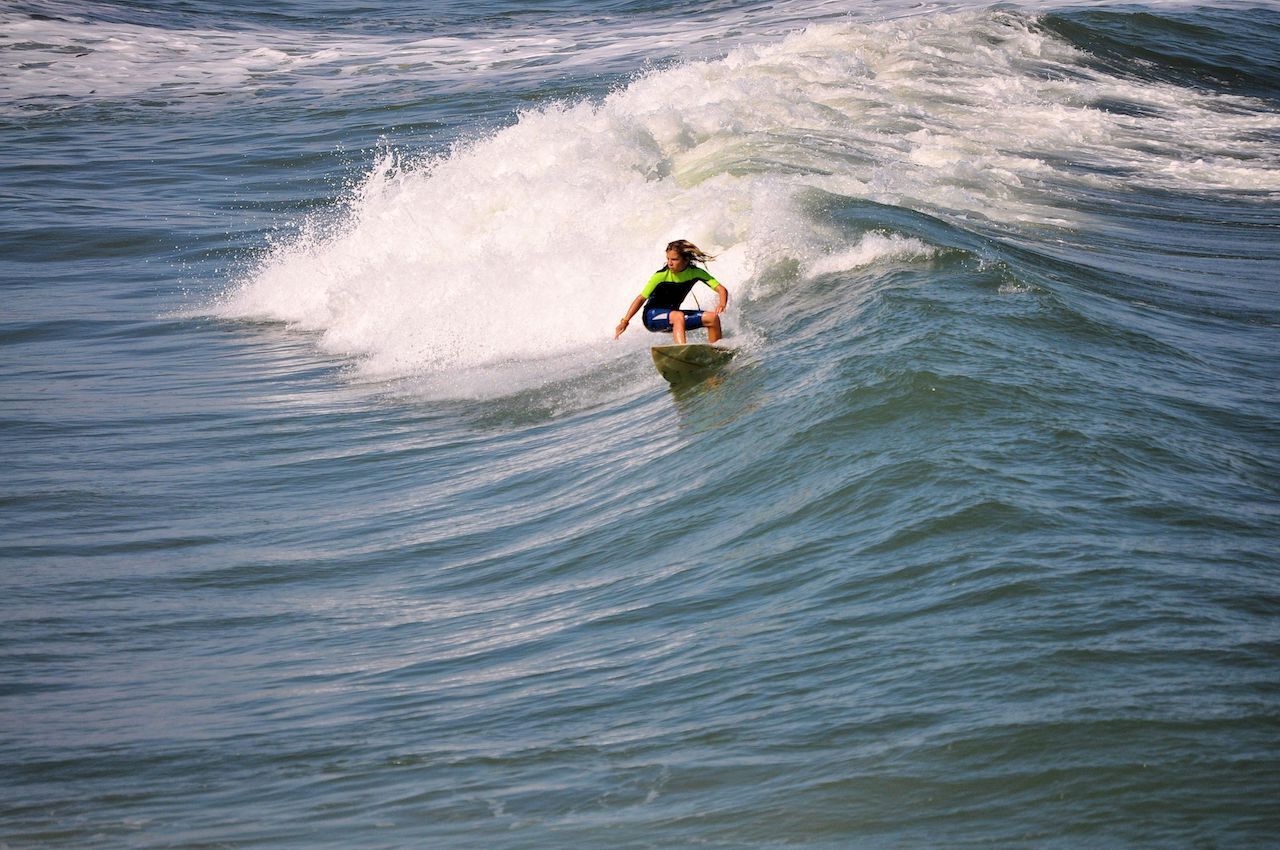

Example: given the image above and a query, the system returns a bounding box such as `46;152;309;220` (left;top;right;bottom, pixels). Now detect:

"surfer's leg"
670;310;686;345
705;311;722;343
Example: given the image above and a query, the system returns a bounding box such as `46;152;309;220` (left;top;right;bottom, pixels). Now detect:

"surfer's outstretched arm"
615;295;645;339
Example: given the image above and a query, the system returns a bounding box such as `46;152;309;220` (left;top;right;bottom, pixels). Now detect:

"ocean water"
2;0;1278;847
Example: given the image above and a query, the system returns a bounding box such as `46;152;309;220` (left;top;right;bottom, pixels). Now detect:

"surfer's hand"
614;318;629;338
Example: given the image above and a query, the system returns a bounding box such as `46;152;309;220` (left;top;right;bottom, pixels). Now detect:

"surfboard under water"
650;343;736;383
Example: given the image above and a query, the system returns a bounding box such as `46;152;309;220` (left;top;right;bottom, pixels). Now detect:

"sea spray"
220;111;755;379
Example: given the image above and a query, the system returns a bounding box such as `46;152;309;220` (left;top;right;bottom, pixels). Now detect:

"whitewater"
212;7;1280;388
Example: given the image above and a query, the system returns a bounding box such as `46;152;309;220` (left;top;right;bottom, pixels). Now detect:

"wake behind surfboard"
651;343;736;383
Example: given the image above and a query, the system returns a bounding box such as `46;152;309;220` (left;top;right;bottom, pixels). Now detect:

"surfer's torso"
640;266;721;311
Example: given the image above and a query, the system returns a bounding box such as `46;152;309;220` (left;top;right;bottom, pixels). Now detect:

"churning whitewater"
217;8;1279;389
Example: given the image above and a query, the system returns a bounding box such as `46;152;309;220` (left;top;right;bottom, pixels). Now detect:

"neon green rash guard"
640;266;722;311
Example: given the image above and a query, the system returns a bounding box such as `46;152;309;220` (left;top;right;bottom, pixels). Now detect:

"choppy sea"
3;1;1278;847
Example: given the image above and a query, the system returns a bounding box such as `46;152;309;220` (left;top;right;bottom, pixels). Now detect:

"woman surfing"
614;240;729;345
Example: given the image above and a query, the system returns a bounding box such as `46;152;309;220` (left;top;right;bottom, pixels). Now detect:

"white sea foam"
205;7;1280;390
5;0;1259;112
0;0;897;110
806;235;938;278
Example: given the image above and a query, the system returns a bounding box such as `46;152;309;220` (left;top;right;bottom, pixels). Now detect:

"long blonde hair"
666;239;716;266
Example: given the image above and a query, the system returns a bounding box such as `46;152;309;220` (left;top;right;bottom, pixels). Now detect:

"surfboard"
650;343;736;383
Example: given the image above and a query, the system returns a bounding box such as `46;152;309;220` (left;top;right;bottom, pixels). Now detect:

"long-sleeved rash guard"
640;266;722;311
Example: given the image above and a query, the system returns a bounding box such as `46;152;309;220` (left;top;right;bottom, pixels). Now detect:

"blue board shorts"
642;307;704;333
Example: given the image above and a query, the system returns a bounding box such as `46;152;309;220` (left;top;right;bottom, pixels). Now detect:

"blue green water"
2;1;1278;847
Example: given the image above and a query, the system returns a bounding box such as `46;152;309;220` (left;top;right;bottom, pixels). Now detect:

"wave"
0;0;907;112
208;7;1280;389
1042;6;1280;101
1;12;612;108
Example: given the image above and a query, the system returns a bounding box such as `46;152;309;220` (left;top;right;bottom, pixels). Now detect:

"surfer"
615;240;729;345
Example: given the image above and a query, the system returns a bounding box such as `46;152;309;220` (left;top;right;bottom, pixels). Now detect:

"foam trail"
217;10;1280;390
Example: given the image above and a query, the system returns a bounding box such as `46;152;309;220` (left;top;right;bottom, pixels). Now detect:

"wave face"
2;2;1278;848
